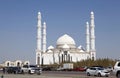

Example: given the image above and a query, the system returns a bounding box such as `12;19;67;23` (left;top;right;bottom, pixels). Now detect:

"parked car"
42;67;52;71
73;67;87;71
5;67;21;74
56;67;64;71
86;67;110;77
33;66;42;75
21;65;42;74
113;60;120;78
106;66;113;72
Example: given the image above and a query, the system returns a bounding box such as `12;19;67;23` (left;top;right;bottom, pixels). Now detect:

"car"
5;67;21;74
73;67;87;71
21;65;42;74
34;67;42;75
56;67;64;71
42;67;52;71
106;66;113;72
86;67;110;77
113;60;120;78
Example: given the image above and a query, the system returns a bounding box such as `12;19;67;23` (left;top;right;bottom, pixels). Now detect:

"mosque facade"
36;12;96;65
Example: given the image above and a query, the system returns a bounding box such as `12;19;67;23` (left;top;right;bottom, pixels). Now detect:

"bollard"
1;75;4;78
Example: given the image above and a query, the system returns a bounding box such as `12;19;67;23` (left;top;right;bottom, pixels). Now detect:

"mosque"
36;11;96;65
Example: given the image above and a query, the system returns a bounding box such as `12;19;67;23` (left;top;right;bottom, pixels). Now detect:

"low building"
0;60;30;67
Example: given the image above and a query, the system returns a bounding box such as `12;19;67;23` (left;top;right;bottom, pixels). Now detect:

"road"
42;71;115;78
0;71;116;78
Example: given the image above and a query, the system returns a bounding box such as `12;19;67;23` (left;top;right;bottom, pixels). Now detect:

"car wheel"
117;72;120;78
98;73;101;77
14;71;17;74
28;70;31;74
21;70;24;74
37;72;41;75
87;72;90;76
105;75;109;77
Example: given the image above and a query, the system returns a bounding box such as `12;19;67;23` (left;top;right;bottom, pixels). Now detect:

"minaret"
90;11;96;60
36;12;42;66
86;22;90;52
42;22;47;52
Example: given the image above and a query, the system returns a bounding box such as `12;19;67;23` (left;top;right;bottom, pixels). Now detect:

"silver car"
86;67;110;77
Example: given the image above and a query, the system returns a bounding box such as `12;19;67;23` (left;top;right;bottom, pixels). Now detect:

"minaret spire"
90;11;96;60
86;22;90;52
36;12;42;66
42;22;47;52
90;11;95;51
37;12;42;50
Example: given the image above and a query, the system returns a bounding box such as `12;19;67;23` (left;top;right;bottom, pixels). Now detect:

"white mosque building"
36;11;96;65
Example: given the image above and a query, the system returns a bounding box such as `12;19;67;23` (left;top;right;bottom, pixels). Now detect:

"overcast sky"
0;0;120;64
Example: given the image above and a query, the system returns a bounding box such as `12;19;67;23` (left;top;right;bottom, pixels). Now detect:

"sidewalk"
0;74;71;78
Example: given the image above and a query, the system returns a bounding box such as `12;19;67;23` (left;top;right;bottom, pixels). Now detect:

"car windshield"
97;67;104;70
30;65;37;68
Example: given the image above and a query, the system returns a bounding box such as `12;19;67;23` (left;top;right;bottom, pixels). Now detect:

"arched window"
59;55;60;63
7;62;9;67
68;54;70;62
26;63;28;65
17;62;20;67
62;54;63;63
37;56;40;65
71;56;72;62
92;54;94;60
42;57;44;66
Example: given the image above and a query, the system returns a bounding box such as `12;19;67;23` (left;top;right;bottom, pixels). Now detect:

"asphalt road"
42;71;116;78
0;71;116;78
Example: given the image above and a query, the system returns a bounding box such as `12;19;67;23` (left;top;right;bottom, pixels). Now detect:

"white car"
113;60;120;78
106;66;113;72
86;67;110;77
21;65;42;74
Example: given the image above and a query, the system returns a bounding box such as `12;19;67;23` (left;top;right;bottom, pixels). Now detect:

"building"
36;11;96;65
0;60;30;67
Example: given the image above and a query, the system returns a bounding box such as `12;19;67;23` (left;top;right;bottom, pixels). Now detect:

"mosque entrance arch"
60;51;71;63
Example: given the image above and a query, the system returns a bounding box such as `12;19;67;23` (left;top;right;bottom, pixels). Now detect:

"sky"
0;0;120;64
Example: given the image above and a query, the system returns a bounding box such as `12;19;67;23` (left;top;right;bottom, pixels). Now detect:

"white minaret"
36;12;42;66
86;22;90;52
42;22;47;52
90;11;96;60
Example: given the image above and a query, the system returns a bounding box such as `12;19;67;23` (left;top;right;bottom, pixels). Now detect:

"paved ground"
0;74;83;78
0;71;116;78
0;74;69;78
0;74;116;78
